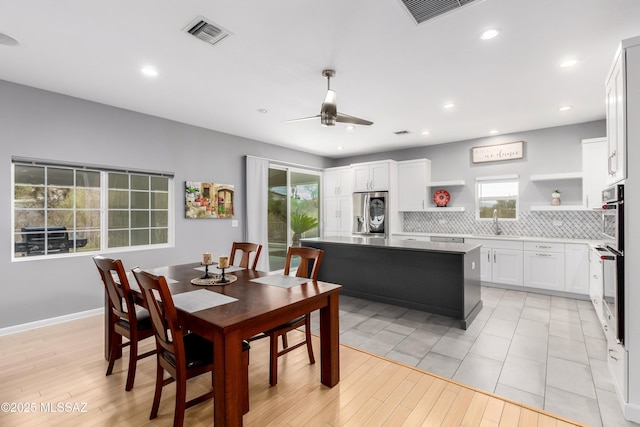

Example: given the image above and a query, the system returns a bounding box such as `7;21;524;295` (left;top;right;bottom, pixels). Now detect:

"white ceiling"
1;0;640;158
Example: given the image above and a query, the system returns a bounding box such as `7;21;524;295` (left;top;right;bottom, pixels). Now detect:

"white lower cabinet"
468;239;523;286
564;243;589;294
524;242;565;291
589;246;605;324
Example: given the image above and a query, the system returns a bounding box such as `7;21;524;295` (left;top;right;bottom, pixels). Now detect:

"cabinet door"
337;196;352;234
524;251;565;291
397;160;429;211
492;248;523;286
582;138;608;208
369;162;390;190
352;164;371;191
606;50;626;184
480;247;492;282
322;197;340;235
564;243;589;295
324;169;341;196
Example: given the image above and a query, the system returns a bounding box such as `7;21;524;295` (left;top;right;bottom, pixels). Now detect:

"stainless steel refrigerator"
352;191;389;237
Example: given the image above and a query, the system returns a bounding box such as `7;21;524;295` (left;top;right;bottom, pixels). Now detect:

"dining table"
105;262;342;426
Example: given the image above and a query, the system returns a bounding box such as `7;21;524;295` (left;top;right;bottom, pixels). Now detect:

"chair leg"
242;349;250;414
150;362;164;420
106;331;119;376
174;372;187;427
125;335;138;391
305;316;315;365
269;333;279;386
282;332;288;349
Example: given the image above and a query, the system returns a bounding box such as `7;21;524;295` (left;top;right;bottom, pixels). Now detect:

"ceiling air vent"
184;16;232;46
394;130;411;135
398;0;484;24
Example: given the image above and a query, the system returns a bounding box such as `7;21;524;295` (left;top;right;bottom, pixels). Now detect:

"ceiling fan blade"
284;115;321;123
336;112;373;126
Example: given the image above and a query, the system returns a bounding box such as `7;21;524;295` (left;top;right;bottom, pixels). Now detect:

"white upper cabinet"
582;137;608;209
397;159;431;211
352;160;394;192
323;166;352;196
605;41;629;184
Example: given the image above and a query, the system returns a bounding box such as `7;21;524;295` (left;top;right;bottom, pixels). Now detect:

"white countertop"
302;236;481;254
392;231;603;246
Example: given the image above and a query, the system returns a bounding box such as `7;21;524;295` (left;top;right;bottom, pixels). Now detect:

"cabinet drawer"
524;241;564;252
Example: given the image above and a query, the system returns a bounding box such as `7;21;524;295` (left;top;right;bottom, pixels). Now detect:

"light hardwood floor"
0;314;588;426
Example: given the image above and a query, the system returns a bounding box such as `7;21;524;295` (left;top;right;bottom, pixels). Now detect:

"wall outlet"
231;220;238;228
552;220;563;227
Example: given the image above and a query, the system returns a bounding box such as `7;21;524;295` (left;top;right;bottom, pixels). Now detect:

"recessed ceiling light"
257;108;268;114
479;29;499;40
443;103;455;109
559;105;573;111
560;59;578;68
140;67;158;77
337;146;344;150
422;130;430;135
489;129;499;134
0;32;19;46
345;125;355;131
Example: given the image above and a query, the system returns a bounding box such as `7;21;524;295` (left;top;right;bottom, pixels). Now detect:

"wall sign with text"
471;141;524;163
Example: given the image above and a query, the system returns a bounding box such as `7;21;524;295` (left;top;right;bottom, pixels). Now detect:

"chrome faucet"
493;209;502;235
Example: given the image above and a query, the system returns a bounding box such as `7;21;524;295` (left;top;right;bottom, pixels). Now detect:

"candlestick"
202;252;212;265
218;256;229;269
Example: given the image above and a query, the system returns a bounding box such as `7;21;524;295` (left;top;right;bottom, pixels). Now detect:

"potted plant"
552;189;561;206
291;213;318;247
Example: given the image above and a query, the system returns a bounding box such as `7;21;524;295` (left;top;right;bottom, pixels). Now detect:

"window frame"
12;158;174;261
475;175;520;221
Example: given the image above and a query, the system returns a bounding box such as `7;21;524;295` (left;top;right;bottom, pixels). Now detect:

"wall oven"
600;183;624;345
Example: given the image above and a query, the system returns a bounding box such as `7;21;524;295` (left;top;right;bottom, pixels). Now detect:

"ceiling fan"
287;69;373;127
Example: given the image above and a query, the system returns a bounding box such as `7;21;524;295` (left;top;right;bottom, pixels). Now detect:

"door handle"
493;252;496;263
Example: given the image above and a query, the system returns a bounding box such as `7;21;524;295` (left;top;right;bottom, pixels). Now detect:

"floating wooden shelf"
425;206;466;212
429;180;466;187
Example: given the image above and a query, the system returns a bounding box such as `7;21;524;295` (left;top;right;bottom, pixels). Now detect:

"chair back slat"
230;242;263;270
284;247;324;280
93;256;132;319
132;269;183;362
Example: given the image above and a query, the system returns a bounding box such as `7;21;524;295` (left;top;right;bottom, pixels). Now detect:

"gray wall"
333;121;605;210
0;80;331;329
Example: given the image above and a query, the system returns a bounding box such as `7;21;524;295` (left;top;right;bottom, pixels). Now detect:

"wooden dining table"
105;262;342;426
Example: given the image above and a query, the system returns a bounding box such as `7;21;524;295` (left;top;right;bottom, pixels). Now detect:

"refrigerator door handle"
363;193;370;234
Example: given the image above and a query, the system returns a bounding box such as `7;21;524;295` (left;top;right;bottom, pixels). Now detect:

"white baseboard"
0;308;103;337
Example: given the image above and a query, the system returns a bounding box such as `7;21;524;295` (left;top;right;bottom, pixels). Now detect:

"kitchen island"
301;236;482;329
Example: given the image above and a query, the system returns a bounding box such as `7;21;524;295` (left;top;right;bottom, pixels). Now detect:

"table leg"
213;330;244;426
319;293;340;387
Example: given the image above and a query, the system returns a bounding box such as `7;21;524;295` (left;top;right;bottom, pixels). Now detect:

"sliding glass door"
267;166;320;270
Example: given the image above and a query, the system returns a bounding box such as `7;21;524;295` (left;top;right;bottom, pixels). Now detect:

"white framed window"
476;175;519;220
12;158;173;259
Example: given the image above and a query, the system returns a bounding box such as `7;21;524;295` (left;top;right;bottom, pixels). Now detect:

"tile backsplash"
403;210;602;240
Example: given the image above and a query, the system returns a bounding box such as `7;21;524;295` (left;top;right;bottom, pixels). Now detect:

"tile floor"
310;286;639;427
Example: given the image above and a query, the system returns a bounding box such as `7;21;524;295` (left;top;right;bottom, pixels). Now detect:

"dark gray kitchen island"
301;236;482;329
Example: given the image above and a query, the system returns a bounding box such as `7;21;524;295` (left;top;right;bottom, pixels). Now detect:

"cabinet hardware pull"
609;349;618;361
493;252;496;263
487;252;490;262
537;245;551;249
536;253;552;257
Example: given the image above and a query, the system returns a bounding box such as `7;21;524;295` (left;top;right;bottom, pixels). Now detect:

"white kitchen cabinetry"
397;159;431;211
564;243;589;295
323;166;352;196
352;160;394;192
582;138;608;209
322;166;352;237
589;246;605;324
605;42;627;185
524;242;565;291
467;238;523;286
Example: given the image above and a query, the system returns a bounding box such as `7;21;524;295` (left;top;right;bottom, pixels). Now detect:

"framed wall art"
185;181;234;219
472;141;524;163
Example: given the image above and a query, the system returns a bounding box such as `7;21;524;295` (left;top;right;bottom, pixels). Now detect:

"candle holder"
217;266;229;284
201;263;212;279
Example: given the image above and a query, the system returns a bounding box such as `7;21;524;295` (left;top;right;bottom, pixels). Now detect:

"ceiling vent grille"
394;130;411;135
399;0;483;24
184;16;232;46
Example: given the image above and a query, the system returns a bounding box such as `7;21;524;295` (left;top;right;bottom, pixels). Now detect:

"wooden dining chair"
93;256;155;391
131;268;250;426
264;246;324;386
229;242;262;270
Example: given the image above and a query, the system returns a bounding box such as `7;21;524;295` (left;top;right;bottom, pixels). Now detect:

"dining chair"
93;256;155;391
131;268;250;426
261;246;324;386
229;242;263;270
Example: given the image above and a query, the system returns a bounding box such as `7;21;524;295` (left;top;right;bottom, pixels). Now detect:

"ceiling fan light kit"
288;69;373;127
